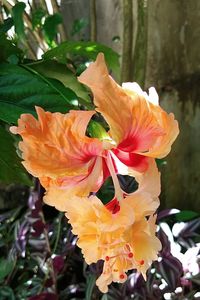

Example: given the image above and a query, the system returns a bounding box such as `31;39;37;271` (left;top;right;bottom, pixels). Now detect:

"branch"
121;0;133;83
2;0;49;54
0;1;4;23
33;0;48;12
90;0;97;41
50;0;68;42
132;0;148;88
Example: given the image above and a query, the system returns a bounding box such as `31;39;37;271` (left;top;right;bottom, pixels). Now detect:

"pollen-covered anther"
128;252;134;258
119;274;125;279
105;256;110;261
139;259;145;265
125;244;131;252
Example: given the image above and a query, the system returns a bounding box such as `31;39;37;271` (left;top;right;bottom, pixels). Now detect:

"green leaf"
75;63;87;76
0;18;14;34
0;126;31;185
28;60;91;107
0;286;15;300
11;2;26;40
71;18;88;36
42;41;120;78
97;177;114;204
191;274;200;285
43;13;62;46
85;274;96;300
175;210;199;222
185;290;198;300
32;8;46;30
112;35;120;42
87;120;109;139
0;63;77;124
156;158;167;167
7;54;19;65
0;259;15;282
0;34;22;62
101;295;109;300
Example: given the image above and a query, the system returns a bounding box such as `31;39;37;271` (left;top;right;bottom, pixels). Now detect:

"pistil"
106;151;124;202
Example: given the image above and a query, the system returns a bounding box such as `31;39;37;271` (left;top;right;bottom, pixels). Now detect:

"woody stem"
106;151;124;202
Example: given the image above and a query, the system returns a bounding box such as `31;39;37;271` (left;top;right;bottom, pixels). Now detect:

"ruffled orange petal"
42;156;103;210
124;215;162;278
78;53;132;144
10;107;104;208
105;158;160;219
10;107;102;178
134;158;161;198
122;83;179;158
64;167;161;292
78;53;179;161
124;159;160;221
95;213;161;293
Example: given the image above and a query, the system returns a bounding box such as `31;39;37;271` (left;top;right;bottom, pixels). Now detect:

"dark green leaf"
11;2;26;40
0;63;77;124
0;259;15;281
75;63;87;76
71;18;88;36
0;34;22;62
185;290;198;300
32;8;46;30
0;126;31;185
101;295;109;300
97;177;114;204
28;60;91;106
156;158;167;167
112;35;120;42
0;18;14;34
86;274;96;300
0;286;15;300
191;273;200;285
7;54;19;65
43;13;62;46
175;210;200;222
42;41;120;78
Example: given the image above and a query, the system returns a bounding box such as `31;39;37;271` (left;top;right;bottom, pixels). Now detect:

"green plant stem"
41;211;57;294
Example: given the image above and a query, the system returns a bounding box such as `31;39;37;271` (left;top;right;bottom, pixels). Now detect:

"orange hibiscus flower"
10;53;178;211
9;53;179;292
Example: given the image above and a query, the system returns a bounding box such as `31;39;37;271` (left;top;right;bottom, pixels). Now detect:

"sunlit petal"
10;107;103;208
64;170;161;293
78;53;179;163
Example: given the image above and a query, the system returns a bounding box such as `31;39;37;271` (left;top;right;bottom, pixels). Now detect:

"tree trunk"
145;0;200;212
